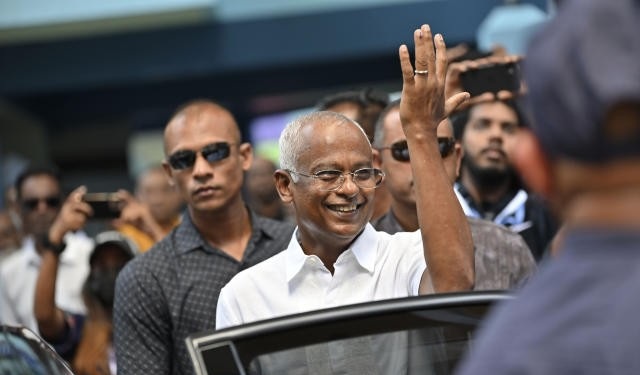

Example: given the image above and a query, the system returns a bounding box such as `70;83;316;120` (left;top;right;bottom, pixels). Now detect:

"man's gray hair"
279;111;369;180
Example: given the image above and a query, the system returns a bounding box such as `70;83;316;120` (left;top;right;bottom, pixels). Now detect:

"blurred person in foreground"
35;188;137;375
217;25;474;329
317;88;393;221
114;100;295;375
373;100;535;290
0;167;93;332
116;164;184;252
456;0;640;373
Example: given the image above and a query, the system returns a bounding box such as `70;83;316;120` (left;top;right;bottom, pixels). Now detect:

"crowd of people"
1;0;638;374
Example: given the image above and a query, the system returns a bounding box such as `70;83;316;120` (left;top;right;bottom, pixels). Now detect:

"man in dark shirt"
451;99;557;261
113;100;295;375
456;0;640;373
372;100;535;290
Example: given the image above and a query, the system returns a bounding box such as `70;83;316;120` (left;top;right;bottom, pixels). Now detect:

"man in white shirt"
217;25;474;329
0;167;92;332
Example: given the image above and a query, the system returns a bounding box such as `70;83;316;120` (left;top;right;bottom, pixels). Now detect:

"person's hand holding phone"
48;186;93;245
112;190;165;242
445;54;524;113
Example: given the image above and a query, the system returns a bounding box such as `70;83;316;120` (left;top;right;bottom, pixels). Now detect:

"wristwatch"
42;236;67;255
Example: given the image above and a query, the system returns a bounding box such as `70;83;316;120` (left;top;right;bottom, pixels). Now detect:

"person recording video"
34;185;138;375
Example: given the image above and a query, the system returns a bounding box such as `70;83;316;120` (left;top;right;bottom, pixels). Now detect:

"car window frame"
187;291;512;375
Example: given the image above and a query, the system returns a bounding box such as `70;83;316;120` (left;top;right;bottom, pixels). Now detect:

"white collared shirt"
216;224;430;329
0;232;93;332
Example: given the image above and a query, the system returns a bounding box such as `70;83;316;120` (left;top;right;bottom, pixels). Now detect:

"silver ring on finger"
414;69;429;76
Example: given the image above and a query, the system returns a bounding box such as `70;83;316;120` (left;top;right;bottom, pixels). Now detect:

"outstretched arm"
398;25;474;293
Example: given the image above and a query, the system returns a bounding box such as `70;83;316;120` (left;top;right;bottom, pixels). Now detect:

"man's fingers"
413;27;430;73
420;25;438;82
116;189;134;203
434;33;448;85
468;92;496;105
496;90;517;101
76;201;93;215
399;45;415;85
444;92;471;116
446;43;469;62
68;185;87;203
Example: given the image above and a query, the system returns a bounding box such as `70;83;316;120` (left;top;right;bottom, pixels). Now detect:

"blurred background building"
0;0;548;201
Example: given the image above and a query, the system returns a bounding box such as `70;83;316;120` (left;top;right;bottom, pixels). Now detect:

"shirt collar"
285;223;378;282
285;228;307;282
174;213;207;255
174;207;287;255
349;223;377;274
23;236;40;267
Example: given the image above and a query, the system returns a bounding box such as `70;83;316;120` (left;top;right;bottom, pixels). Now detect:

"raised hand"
445;54;523;112
48;186;92;244
396;24;475;293
114;189;165;242
398;24;470;138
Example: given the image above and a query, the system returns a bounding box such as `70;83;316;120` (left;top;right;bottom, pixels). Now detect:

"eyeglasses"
287;168;385;191
379;137;456;162
167;142;234;170
21;196;61;211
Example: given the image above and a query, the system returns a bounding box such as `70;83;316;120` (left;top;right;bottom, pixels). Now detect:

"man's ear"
512;129;554;199
239;143;254;172
162;161;174;185
274;169;294;203
454;143;463;180
372;148;382;169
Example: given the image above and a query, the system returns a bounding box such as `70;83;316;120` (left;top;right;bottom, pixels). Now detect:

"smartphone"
82;192;122;219
460;62;521;97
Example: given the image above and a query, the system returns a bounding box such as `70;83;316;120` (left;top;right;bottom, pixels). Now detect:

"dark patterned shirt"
113;210;295;375
373;212;536;290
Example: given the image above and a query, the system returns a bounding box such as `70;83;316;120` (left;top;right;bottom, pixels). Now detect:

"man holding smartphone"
113;100;295;375
450;99;557;261
0;167;93;332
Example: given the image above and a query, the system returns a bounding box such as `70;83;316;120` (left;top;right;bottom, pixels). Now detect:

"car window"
189;293;510;375
249;327;461;375
0;325;74;375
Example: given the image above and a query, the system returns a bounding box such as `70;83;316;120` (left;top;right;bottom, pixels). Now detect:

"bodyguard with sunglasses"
217;25;475;329
0;167;93;332
113;100;294;375
372;100;536;290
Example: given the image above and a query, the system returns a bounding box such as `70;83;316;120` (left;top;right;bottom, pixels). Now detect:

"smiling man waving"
216;25;474;329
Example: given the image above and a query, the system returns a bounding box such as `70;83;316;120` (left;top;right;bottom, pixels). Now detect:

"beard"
463;154;516;191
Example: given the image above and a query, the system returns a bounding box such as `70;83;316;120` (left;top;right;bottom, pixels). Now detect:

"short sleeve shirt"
113;210;294;375
0;233;93;332
216;223;429;329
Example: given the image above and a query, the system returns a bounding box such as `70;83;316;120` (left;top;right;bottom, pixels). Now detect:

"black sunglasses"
380;137;456;162
167;142;234;170
21;196;61;211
